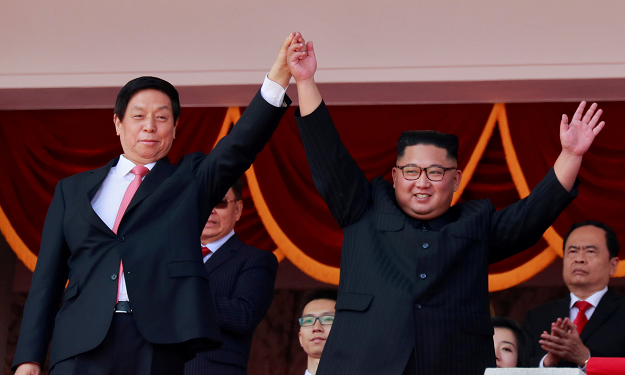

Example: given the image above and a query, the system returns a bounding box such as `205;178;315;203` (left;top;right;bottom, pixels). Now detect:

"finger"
572;101;587;121
279;33;295;54
582;102;598;124
306;41;315;58
593;121;606;135
560;114;569;134
291;32;302;46
588;108;603;127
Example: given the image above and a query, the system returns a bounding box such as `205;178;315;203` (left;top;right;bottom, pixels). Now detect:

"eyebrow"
130;105;172;111
567;245;599;250
402;163;447;168
303;311;335;317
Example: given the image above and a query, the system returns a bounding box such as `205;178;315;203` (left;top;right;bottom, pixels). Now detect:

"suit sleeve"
12;181;71;370
488;167;578;263
295;101;371;228
194;90;291;212
212;251;278;334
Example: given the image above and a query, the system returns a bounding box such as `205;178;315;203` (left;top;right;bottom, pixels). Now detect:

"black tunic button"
111;274;118;280
422;243;429;249
420;273;427;279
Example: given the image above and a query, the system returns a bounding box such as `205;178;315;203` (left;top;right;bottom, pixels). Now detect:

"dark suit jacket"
12;90;289;371
523;289;625;367
184;234;278;375
296;102;577;375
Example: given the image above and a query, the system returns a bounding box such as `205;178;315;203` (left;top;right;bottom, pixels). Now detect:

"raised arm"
554;101;605;192
287;33;322;115
289;33;371;227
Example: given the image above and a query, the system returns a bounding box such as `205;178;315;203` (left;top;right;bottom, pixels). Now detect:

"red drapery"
1;102;624;291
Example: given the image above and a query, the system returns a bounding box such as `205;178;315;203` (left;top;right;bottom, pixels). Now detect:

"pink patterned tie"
114;165;149;302
573;300;592;334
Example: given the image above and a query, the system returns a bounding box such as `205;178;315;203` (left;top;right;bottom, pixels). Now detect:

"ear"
114;114;122;136
452;169;463;192
391;167;399;189
173;119;178;139
609;257;620;277
234;200;243;222
298;331;304;348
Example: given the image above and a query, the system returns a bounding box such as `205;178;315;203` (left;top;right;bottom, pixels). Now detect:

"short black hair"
563;220;619;259
231;179;243;201
114;76;181;123
397;130;459;162
492;316;528;367
300;289;338;317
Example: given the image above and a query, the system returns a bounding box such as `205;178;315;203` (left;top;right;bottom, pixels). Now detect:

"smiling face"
114;89;177;165
563;225;619;296
298;299;336;359
391;144;462;220
201;188;242;244
493;327;518;368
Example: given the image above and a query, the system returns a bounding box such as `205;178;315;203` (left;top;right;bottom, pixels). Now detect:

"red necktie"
202;245;212;258
114;165;150;302
573;300;592;334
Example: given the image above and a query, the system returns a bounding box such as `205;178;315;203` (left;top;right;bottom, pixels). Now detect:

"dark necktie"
573;300;593;333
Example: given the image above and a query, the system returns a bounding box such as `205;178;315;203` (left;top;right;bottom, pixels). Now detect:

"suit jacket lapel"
204;234;240;274
82;157;119;234
126;157;176;213
580;289;619;341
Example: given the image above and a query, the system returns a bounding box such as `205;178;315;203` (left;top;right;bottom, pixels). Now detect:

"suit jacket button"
111;274;118;280
415;304;422;309
420;273;427;279
422;243;429;249
117;236;124;242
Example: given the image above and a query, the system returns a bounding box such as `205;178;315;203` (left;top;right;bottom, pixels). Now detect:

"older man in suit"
523;221;625;370
184;180;278;375
282;33;606;375
12;34;297;375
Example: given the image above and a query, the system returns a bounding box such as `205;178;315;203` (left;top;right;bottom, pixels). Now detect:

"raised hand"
268;33;296;89
287;32;317;83
560;101;605;157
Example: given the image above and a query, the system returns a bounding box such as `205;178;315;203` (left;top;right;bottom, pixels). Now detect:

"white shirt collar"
570;286;608;308
115;155;156;177
203;230;236;253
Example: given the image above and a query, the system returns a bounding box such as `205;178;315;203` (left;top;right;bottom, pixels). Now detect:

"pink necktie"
573;300;593;334
114;165;149;302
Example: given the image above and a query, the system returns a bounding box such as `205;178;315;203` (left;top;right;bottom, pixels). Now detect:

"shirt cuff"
539;354;547;368
261;74;288;107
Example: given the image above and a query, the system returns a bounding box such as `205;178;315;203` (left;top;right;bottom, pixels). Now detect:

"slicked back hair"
397;130;459;162
563;220;620;259
300;289;338;317
231;179;243;201
114;76;181;123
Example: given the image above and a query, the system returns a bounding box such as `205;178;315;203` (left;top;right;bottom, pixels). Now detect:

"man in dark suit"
523;221;625;370
12;34;297;375
184;180;278;375
283;33;606;375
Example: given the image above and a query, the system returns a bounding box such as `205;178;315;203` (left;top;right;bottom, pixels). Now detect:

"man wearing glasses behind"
298;290;337;375
185;180;278;375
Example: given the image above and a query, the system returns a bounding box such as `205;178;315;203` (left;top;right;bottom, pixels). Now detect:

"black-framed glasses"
396;165;457;181
298;315;334;327
214;199;239;209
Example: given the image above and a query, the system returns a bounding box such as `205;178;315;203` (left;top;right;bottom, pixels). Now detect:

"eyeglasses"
298;315;334;327
214;199;239;209
395;165;457;181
